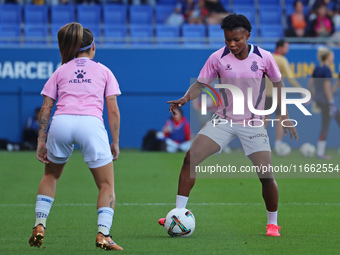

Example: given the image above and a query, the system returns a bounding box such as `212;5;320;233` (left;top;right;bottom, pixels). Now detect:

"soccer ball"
275;142;291;157
300;143;316;157
164;208;195;237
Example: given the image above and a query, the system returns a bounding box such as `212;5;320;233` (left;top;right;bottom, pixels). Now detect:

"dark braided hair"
220;14;252;32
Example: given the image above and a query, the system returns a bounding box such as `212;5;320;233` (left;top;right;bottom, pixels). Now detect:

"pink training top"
41;57;121;122
198;44;281;123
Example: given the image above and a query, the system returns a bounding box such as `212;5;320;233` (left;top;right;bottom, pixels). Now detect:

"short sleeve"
41;70;58;100
197;54;218;85
105;70;121;97
265;53;281;83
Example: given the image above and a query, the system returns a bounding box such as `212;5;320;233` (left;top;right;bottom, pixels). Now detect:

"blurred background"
0;0;339;150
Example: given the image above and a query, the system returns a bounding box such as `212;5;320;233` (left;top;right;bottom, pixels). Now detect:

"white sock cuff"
176;195;189;208
37;195;54;204
98;207;114;217
267;210;278;225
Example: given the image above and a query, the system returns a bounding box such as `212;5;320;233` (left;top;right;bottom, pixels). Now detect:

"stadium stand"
232;6;256;24
0;4;22;26
259;6;283;25
104;25;128;45
77;4;101;28
182;24;206;46
130;25;154;45
103;4;128;25
156;24;180;45
129;5;154;25
155;4;174;24
258;0;281;6
207;24;224;46
260;24;284;38
0;24;21;45
0;0;328;47
24;5;49;25
24;24;48;45
51;5;75;26
51;24;61;45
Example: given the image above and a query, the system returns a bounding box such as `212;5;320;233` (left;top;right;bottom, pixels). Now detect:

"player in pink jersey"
28;23;123;250
159;14;298;236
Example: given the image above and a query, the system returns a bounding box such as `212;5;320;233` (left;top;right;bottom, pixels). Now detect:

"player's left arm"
273;80;299;141
37;96;55;164
106;95;120;161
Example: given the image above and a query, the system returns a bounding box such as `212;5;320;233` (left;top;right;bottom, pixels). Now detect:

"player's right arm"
106;95;120;161
37;96;55;164
168;53;218;115
167;81;205;115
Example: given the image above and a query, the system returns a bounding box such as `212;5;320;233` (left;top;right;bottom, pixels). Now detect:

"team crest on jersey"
225;64;232;70
69;70;92;84
250;61;258;72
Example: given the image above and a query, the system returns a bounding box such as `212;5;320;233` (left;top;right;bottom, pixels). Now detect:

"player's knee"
98;181;114;192
259;177;276;185
183;150;191;166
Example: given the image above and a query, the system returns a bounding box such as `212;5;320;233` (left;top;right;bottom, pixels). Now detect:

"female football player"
28;23;123;250
308;47;340;159
159;14;298;237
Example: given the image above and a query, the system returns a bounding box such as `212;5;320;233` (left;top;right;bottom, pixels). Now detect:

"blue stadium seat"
103;4;127;25
24;25;48;45
285;0;296;5
232;6;256;24
83;25;101;40
130;25;154;45
51;5;75;26
285;5;294;16
0;24;21;45
104;25;127;45
157;0;177;5
232;0;255;5
77;5;102;27
24;5;48;25
129;5;154;25
182;24;206;46
0;4;22;26
156;24;180;45
207;25;224;47
260;25;283;38
259;6;282;25
258;0;280;5
155;5;175;24
51;24;62;45
248;25;259;44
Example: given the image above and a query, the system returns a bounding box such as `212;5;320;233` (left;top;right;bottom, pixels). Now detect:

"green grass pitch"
0;150;339;255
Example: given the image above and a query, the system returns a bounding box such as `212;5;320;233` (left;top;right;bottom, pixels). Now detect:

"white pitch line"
0;202;340;207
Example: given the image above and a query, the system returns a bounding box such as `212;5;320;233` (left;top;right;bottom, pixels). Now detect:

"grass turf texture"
0;150;339;255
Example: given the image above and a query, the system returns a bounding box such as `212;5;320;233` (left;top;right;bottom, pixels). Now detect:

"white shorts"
46;115;113;168
198;115;271;156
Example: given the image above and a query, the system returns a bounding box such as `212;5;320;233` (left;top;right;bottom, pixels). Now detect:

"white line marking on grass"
1;202;340;207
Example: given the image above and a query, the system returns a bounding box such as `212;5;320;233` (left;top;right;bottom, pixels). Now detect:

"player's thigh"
197;116;236;156
74;116;113;169
248;151;274;179
46;115;75;163
188;134;220;165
